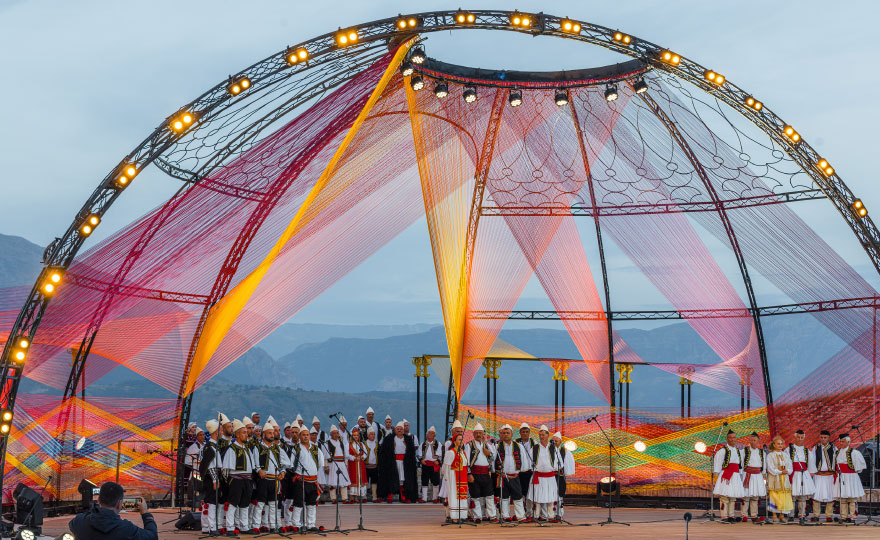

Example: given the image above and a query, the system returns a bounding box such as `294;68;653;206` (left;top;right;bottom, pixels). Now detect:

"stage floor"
34;505;880;539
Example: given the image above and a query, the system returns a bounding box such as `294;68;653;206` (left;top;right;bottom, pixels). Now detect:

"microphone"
328;412;342;419
722;421;728;426
466;410;474;418
683;512;692;522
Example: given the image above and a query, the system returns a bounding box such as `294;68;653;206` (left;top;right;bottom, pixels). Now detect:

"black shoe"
445;517;453;524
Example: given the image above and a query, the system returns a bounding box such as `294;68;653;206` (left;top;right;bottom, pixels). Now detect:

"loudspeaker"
174;511;201;531
596;480;620;507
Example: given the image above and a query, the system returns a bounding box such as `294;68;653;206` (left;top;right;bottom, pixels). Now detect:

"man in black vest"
810;429;836;522
377;421;419;503
419;426;443;503
495;424;525;521
466;423;497;522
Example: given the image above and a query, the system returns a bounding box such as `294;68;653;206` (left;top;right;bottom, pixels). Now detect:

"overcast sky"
1;1;879;326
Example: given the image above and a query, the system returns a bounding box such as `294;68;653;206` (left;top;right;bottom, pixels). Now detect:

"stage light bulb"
408;18;417;27
338;34;348;45
398;19;407;29
513;16;521;25
854;199;864;209
410;47;426;64
14;351;25;361
563;20;571;30
1;411;11;422
522;17;530;26
463;87;477;103
694;441;707;453
433;82;448;98
59;534;75;540
297;49;308;60
1;424;10;435
400;61;414;77
51;273;62;283
605;85;619;102
633;78;648;94
183;114;193;124
81;225;92;235
19;339;29;349
456;13;465;23
89;216;100;226
563;440;577;452
43;283;54;294
410;76;424;91
231;85;240;94
818;159;834;176
173;120;184;131
508;90;522;107
555;90;569;106
467;14;474;22
348;31;358;42
18;528;34;540
125;166;137;177
240;79;250;89
633;440;647;452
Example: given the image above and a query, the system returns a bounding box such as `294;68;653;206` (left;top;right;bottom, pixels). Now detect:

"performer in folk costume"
494;424;525;522
403;420;420;452
356;416;368;439
741;432;767;522
439;419;464;517
766;434;794;523
526;425;560;521
465;423;497;522
254;421;289;533
216;413;233;531
788;429;815;520
834;433;867;523
244;416;255;441
279;424;298;532
337;417;350;450
517;423;537;516
290;426;325;532
323;425;351;503
283;423;293;445
381;415;394;440
377;421;419;503
311;417;327;445
198;420;222;535
365;407;381;437
809;429;837;522
364;427;380;502
243;415;259;529
713;429;745;524
419;426;443;503
552;432;575;519
347;427;368;503
295;414;304;429
441;432;470;523
221;419;260;535
187;429;205;508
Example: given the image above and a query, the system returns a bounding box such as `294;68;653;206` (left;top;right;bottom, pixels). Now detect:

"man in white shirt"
810;429;837;522
253;421;289;533
494;424;525;522
526;425;559;522
419;426;442;503
290;426;325;532
221;419;261;534
364;427;380;502
466;423;497;522
403;420;420;456
365;408;381;437
198;420;221;535
517;423;536;518
741;432;766;523
713;429;745;524
324;425;351;503
788;429;815;521
834;433;867;523
552;432;575;520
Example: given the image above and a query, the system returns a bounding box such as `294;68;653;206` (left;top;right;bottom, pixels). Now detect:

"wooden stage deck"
35;504;880;539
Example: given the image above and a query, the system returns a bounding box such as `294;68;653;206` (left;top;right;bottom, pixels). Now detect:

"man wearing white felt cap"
377;421;418;503
465;423;497;522
495;424;525;522
419;426;442;503
552;432;575;520
834;433;866;523
199;419;222;535
526;425;560;522
323;425;351;503
221;419;261;534
365;407;381;438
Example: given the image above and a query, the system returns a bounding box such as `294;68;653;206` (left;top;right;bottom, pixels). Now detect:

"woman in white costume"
441;432;469;523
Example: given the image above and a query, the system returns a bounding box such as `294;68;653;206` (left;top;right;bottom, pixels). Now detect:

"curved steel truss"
1;9;877;500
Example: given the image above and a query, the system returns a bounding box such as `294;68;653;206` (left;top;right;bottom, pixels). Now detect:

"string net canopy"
0;36;876;499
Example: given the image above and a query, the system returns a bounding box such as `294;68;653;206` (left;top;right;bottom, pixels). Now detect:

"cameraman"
69;482;158;540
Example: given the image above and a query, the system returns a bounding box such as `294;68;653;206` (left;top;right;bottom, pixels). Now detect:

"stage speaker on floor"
77;479;97;511
174;511;201;531
596;477;620;507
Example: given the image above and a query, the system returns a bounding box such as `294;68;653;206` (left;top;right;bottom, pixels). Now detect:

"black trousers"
558;475;567;497
203;477;220;505
499;475;524;501
421;464;440;487
292;478;319;507
227;477;253;509
365;467;379;485
281;473;295;499
469;473;493;498
256;477;280;503
518;471;532;498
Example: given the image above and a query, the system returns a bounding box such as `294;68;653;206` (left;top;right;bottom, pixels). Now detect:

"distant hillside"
0;233;43;287
257;322;435;358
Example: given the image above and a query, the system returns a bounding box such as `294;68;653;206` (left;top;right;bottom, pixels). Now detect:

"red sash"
744;466;762;486
838;463;856;474
395;454;405;461
720;463;740;483
789;461;806;483
471;465;490;475
294;474;323;494
424;459;440;473
532;471;556;485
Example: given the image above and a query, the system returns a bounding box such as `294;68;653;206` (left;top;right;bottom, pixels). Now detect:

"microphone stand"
257;443;290;538
592;415;629;526
700;421;728;522
349;440;377;533
442;411;476;528
496;443;518;527
292;444;325;537
853;426;878;526
323;438;349;535
555;446;574;526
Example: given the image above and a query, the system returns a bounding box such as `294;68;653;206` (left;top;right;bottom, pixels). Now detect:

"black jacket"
69;506;158;540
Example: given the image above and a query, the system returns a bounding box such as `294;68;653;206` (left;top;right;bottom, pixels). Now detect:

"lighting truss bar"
480;188;826;217
64;273;211;305
472;295;880;321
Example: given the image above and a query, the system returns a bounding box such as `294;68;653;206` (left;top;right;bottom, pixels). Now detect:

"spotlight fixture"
703;70;725;86
694;441;707;453
410;46;426;65
554;89;569;106
15;528;35;540
783;125;801;143
399;61;415;77
633;78;648;94
227;76;251;96
633;440;647;452
42;269;63;295
55;533;76;540
80;214;100;237
463;86;477;103
396;15;422;30
115;164;138;188
1;410;12;422
560;18;581;33
660;50;681;65
612;31;632;44
853;199;868;218
169;111;196;133
604;85;619;102
335;28;358;46
13;348;26;362
563;440;577;452
286;47;309;65
744;96;763;111
455;10;475;24
18;338;29;350
510;11;532;28
433;82;448;98
410;76;424;91
817;159;834;176
508;89;523;107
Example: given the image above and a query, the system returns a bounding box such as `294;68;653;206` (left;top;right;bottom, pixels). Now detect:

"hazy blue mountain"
257;322;435;358
0;233;43;288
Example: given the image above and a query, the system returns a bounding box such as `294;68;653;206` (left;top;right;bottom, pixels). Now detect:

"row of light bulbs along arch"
17;12;865;372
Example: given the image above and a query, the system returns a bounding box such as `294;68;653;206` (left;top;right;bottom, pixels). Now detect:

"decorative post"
616;364;633;427
551;361;569;433
412;356;431;443
678;366;695;418
483;358;501;433
738;367;754;413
